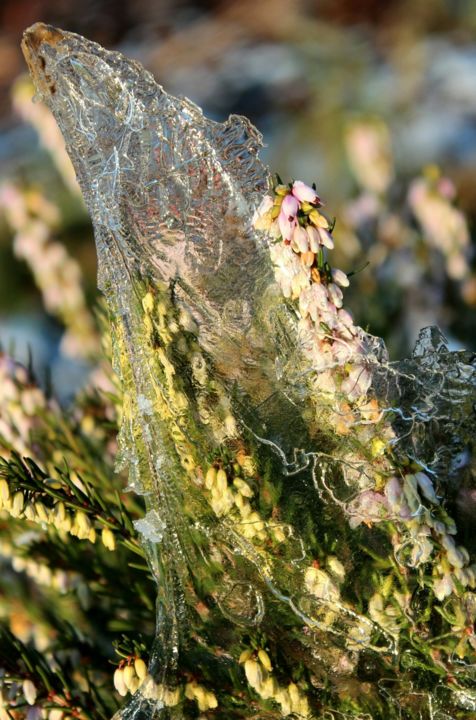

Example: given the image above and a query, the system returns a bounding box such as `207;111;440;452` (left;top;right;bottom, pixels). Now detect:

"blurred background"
0;0;475;400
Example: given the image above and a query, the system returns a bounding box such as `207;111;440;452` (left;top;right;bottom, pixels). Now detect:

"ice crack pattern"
23;23;476;720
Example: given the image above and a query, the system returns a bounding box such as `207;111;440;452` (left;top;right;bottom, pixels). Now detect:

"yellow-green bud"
53;501;66;523
75;511;91;535
123;664;136;690
233;477;254;497
113;668;127;697
239;648;252;664
244;658;263;690
101;527;116;551
12;491;24;517
258;649;272;672
35;501;49;523
24;503;36;521
205;467;217;490
0;479;10;502
134;657;147;681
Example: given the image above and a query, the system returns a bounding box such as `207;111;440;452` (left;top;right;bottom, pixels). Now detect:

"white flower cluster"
253;180;371;401
348;468;476;602
0;354;45;458
203;457;286;545
0;474;117;551
0;183;98;358
140;675;217;712
0;679;64;720
384;473;476;600
113;657;147;697
408;172;470;281
254;179;475;618
239;647;310;717
0;539;81;594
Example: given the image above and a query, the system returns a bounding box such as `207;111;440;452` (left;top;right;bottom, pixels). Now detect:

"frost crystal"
22;23;476;720
134;510;166;544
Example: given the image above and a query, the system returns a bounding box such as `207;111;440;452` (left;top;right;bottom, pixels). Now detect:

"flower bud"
258;649;272;672
35;502;49;523
292;180;318;204
23;679;37;705
281;194;299;218
292;225;309;253
239;648;252;664
318;227;334;249
309;209;328;228
0;479;10;502
101;527;116;551
24;503;36;521
331;268;350;287
205;467;216;490
123;664;136;690
12;491;24;517
53;501;66;524
113;667;127;697
306;225;320;252
244;658;263;690
301;251;315;267
134;657;147;682
233;478;253;497
75;511;91;535
415;472;438;504
49;710;64;720
128;676;140;694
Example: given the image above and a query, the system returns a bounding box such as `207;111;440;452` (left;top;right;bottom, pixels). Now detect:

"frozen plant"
0;21;473;720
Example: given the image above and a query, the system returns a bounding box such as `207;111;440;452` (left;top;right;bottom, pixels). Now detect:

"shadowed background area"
0;0;475;398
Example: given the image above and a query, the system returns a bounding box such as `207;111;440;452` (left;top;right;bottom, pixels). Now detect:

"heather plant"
0;22;474;720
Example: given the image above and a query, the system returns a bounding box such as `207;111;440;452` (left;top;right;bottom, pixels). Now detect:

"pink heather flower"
433;573;454;601
337;308;354;328
299;283;329;321
331;268;350;288
278;193;299;241
290;269;311;298
384;477;403;511
331;341;354;365
415;471;438;504
318;228;334;249
341;365;372;400
292;180;318;204
441;535;465;569
281;193;299;218
348;491;389;529
278;211;297;242
306;225;320;252
410;536;433;566
327;282;343;308
292;225;309;253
